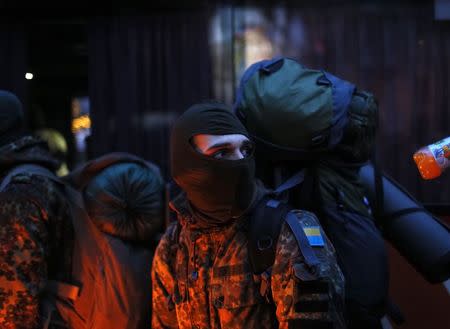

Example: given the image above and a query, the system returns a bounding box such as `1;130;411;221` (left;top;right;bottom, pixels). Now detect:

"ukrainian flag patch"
303;226;325;247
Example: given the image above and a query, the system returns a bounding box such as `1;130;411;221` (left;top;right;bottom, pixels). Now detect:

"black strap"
248;197;293;274
248;194;324;275
297;166;322;215
274;170;305;194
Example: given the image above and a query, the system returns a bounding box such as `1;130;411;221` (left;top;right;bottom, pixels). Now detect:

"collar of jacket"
170;191;247;234
0;135;60;176
169;180;273;233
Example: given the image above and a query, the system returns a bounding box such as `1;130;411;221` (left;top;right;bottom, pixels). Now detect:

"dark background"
0;1;449;328
1;0;449;204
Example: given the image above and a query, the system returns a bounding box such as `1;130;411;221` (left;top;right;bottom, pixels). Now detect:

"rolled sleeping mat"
359;163;450;283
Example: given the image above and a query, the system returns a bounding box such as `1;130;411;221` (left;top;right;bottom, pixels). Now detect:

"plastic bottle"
413;136;450;180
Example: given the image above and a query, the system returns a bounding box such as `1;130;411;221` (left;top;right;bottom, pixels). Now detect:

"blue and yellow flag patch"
303;226;325;247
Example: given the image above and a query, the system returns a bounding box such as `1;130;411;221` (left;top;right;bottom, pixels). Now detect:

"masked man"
152;101;346;329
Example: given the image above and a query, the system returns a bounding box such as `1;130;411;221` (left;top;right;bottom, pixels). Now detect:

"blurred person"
0;90;71;329
35;128;69;176
0;89;165;329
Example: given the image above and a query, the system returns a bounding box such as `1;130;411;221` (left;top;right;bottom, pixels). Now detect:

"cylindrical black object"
359;163;450;284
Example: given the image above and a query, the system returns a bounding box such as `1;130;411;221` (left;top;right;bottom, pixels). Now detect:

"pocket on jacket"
211;264;263;309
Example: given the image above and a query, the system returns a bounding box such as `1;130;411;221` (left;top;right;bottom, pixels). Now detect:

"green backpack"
234;57;377;162
234;57;395;328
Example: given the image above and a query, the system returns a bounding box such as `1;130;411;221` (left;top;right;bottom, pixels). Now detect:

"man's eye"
241;144;254;157
213;150;228;159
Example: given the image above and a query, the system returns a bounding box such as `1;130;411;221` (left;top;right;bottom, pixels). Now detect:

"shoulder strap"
284;211;321;269
248;196;324;275
0;164;58;191
274;170;305;194
248;197;293;274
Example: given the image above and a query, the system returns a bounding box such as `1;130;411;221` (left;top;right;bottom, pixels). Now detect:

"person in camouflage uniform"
152;102;345;329
0;90;72;329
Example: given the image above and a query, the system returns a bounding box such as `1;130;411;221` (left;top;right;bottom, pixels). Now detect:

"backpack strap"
284;211;321;270
248;193;322;275
273;170;305;194
248;197;292;274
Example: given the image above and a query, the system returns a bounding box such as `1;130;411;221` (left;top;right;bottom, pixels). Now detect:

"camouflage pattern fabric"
0;136;72;329
152;194;345;329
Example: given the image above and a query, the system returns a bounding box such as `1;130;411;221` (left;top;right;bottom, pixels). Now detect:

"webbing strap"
44;280;80;302
248;197;292;274
285;211;320;269
274;170;305;194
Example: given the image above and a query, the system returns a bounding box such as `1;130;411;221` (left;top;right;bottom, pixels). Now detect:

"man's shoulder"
154;222;179;260
0;171;69;230
276;208;334;259
285;209;322;228
2;171;64;202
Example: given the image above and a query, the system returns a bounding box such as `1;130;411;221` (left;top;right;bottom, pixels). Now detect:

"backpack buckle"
316;74;331;86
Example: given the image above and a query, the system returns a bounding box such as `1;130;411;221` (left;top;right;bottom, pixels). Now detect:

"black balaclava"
171;101;256;228
0;90;24;147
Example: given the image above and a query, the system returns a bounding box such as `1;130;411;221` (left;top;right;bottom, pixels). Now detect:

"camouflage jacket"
152;192;345;329
0;136;73;329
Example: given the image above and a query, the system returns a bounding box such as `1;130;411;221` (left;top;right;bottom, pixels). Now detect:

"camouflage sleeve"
271;210;345;329
0;180;50;329
151;223;179;329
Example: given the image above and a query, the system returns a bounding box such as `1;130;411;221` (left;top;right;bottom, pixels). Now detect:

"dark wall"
87;10;213;179
26;21;88;169
212;1;450;203
0;21;28;118
290;2;450;203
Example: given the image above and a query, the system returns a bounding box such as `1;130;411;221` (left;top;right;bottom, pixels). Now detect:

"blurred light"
71;114;91;133
242;27;274;68
25;73;34;80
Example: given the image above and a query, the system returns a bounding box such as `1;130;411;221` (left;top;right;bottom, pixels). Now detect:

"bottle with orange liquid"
413;136;450;180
